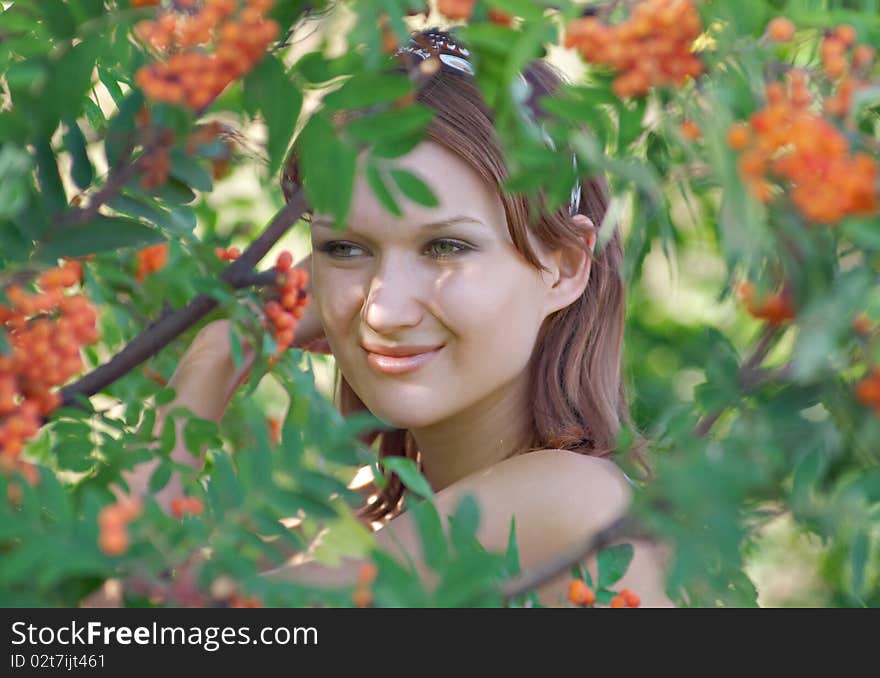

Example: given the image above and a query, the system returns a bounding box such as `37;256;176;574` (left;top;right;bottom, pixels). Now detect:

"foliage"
1;0;879;607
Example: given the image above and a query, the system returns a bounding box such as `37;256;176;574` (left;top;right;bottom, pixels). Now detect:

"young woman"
125;29;674;607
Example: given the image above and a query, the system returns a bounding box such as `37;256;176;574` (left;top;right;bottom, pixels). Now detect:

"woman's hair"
283;33;647;525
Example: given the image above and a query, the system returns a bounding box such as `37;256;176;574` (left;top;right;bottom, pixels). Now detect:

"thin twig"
693;324;782;437
58;190;307;410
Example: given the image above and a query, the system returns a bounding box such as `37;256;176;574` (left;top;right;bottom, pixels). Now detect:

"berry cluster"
263;251;310;361
567;578;641;608
736;281;796;326
352;563;378;608
170;495;204;518
855;367;880;415
134;0;280;112
610;589;641;608
820;29;876;118
135;243;170;282
214;246;241;261
0;261;98;463
564;0;704;97
728;69;878;223
98;499;143;557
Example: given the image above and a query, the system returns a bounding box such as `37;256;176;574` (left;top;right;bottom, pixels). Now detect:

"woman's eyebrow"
310;215;487;232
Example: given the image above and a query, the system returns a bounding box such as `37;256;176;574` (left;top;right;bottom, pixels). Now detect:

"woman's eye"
317;241;365;258
427;239;472;259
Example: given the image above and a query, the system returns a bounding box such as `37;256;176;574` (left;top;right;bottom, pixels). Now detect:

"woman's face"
309;141;559;430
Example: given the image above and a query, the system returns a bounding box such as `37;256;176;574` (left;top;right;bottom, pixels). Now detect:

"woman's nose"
361;256;426;334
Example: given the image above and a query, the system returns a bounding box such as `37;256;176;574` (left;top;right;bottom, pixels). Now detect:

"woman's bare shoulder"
424;448;631;571
484;448;632;514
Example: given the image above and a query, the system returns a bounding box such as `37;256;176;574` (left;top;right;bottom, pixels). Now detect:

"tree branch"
692;324;782;437
58;190;308;409
501;513;642;602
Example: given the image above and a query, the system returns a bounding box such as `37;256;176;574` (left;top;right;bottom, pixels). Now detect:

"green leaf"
411;500;448;573
294;51;360;84
105;90;144;169
39;2;76;39
595;588;615;606
298;113;357;225
34;138;67;215
616;97;647;151
345;105;434;145
229;324;243;370
55;438;95;472
323;73;413;111
366;161;402;217
183;417;219;457
841;217;880;251
0;145;32;220
597;543;634;588
63;120;93;190
486;0;544;21
448;494;481;552
169;149;213;192
850;530;869;598
149;461;172;493
243;55;302;176
505;517;521;576
48;41;100;125
389;168;438;207
382;456;433;500
154;387;177;407
97;66;125;106
35;216;163;261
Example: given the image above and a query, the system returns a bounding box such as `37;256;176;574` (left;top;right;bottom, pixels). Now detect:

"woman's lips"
364;346;443;375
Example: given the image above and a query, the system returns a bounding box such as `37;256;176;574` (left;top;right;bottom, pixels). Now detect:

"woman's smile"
362;344;444;375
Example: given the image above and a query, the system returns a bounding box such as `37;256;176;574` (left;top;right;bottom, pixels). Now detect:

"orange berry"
98;505;126;532
767;17;795;42
834;24;857;48
853;45;876;69
267;416;281;445
352;588;372;608
610;595;626;608
99;528;129;556
118;498;143;522
437;0;475;21
855;375;880;406
567;579;592;606
275;251;293;272
488;8;514;27
357;563;378;586
853;313;873;336
171;497;186;518
679;119;701;141
620;588;641;607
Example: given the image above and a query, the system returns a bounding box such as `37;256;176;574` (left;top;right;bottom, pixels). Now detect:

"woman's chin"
361;400;442;431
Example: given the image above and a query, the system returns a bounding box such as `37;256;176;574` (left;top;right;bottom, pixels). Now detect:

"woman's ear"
542;214;597;316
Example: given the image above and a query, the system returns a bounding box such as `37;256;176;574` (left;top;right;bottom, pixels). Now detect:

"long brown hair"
284;41;646;524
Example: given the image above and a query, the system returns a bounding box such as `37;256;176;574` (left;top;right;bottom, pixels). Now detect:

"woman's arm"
122;254;321;513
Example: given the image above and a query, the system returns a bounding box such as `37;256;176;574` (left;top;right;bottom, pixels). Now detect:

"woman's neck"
409;371;534;492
